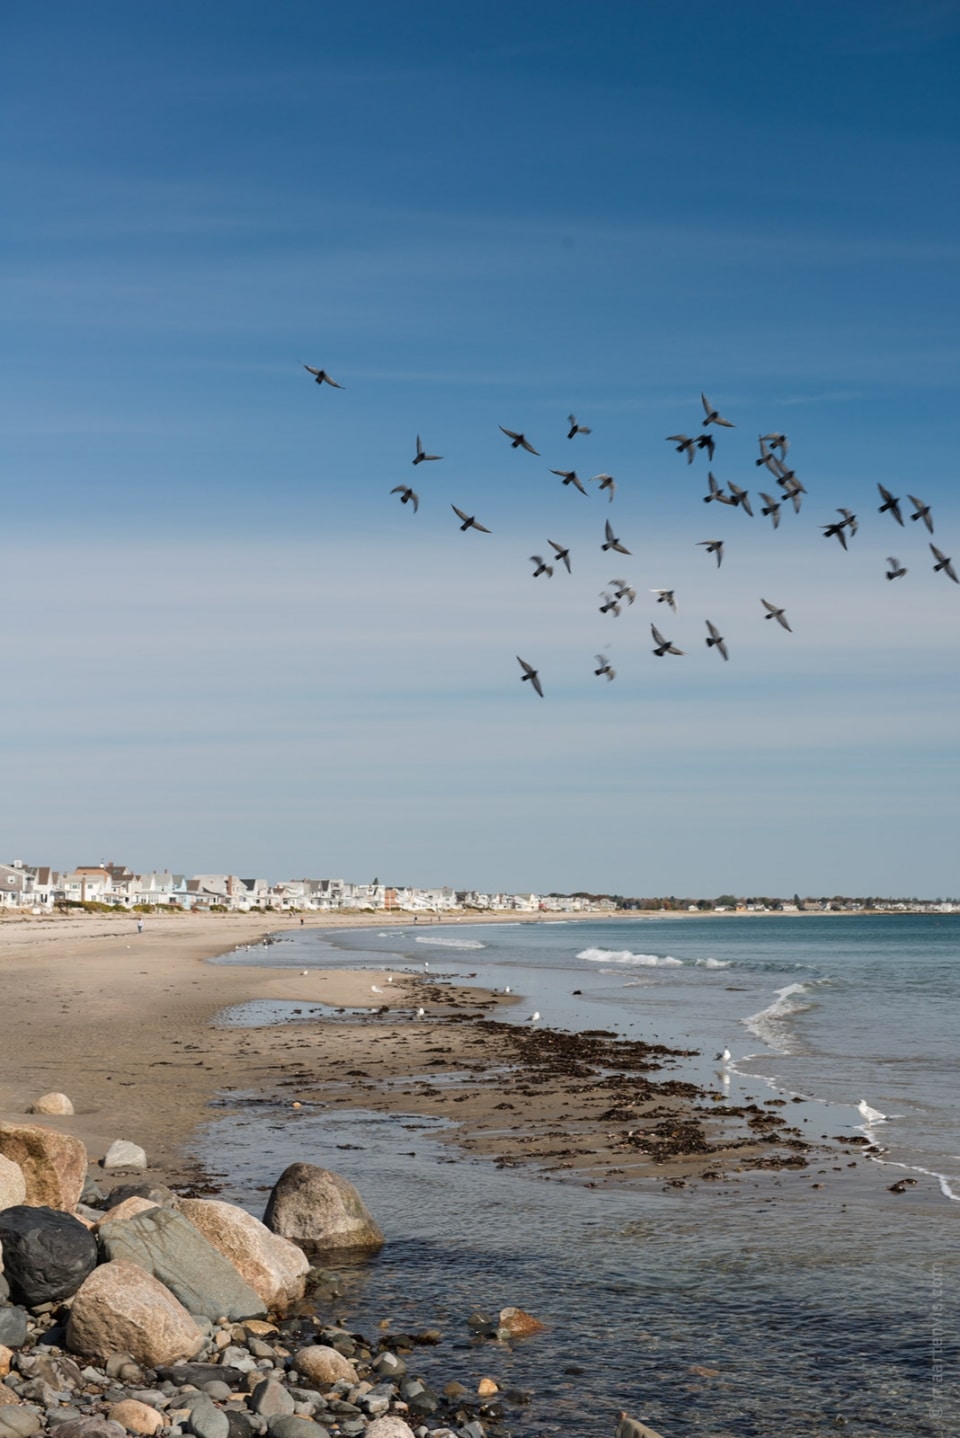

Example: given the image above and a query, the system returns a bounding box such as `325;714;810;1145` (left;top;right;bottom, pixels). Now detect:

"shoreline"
0;908;877;1201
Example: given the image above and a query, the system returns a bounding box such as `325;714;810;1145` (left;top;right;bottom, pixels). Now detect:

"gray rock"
48;1424;127;1438
262;1166;383;1256
97;1209;266;1322
249;1380;294;1418
224;1414;256;1438
370;1352;405;1379
266;1420;330;1438
201;1382;234;1401
0;1409;44;1438
183;1393;229;1438
0;1305;28;1347
102;1142;147;1173
104;1184;180;1211
0;1207;98;1305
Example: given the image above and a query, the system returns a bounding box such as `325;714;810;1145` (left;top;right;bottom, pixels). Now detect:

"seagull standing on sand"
527;1011;541;1023
858;1099;886;1125
715;1048;732;1064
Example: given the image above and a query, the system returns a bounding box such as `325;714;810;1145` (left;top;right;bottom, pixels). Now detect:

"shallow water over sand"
201;915;957;1436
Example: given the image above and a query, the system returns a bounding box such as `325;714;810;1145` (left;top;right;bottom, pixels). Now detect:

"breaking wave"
415;935;486;950
578;947;683;967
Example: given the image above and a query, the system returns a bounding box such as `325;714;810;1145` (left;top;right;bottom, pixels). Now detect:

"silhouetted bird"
705;620;729;660
704;472;733;505
551;468;587;495
451;505;490;533
908;495;934;533
727;480;753;516
602;519;631;555
301;364;343;388
390;485;419;512
930;544;958;583
666;433;697;463
821;519;848;550
838;508;858;535
651;624;684;656
594;654;615;681
413;435;442;465
598;591;622;617
885;557;907;580
548;539;572;573
759;493;781;529
877;484;904;526
500;426;540;454
696;433;716;460
610;579;636;605
517;656;544;696
701;392;735;427
698;538;724;567
530;555;553;578
591;472;616;501
650;588;677;613
761;598;792;631
567;413;591;438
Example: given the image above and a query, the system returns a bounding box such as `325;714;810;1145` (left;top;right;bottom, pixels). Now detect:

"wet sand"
0;910;842;1194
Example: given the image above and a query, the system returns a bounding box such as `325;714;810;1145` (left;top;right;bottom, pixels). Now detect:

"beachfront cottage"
0;862;32;908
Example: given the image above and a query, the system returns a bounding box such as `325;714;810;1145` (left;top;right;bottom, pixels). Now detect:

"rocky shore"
1;1111;606;1438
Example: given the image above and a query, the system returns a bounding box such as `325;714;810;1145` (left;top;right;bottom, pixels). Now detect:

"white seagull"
858;1099;886;1125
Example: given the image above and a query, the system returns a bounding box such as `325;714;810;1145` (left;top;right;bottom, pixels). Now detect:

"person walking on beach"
136;918;143;935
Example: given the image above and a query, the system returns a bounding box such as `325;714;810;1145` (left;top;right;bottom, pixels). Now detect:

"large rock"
262;1165;383;1255
102;1141;147;1172
0;1206;98;1305
178;1199;309;1313
66;1259;203;1366
48;1420;127;1438
0;1405;42;1437
97;1207;266;1321
107;1400;164;1436
0;1160;26;1216
28;1093;74;1117
615;1414;666;1438
292;1345;358;1387
364;1420;416;1438
0;1124;87;1212
95;1198;158;1227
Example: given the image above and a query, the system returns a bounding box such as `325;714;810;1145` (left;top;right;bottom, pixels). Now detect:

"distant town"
0;861;955;916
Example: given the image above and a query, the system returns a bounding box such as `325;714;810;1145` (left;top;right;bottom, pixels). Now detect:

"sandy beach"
0;910;840;1194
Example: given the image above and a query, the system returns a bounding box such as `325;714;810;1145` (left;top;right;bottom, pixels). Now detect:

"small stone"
265;1419;331;1438
292;1347;358;1387
0;1353;9;1381
102;1143;148;1173
28;1094;75;1117
107;1399;164;1435
363;1419;417;1438
477;1378;498;1396
0;1311;28;1349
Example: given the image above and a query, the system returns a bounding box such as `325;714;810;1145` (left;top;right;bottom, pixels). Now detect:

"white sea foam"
578;947;683;967
696;957;731;969
744;981;812;1052
415;935;486;950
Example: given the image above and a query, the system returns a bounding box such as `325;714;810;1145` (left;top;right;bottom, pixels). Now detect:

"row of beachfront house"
0;862;601;915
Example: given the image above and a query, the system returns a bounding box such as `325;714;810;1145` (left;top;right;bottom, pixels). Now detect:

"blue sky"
3;1;959;895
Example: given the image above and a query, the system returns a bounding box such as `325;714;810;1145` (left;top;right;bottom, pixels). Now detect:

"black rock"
0;1205;98;1306
0;1303;28;1346
225;1412;257;1438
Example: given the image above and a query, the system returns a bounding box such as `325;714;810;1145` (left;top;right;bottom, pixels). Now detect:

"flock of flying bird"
303;368;955;697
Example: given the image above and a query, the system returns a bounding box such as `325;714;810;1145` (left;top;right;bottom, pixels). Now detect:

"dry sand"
0;910;845;1196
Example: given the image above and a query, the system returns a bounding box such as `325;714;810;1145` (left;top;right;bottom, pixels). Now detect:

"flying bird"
451;504;490;533
651;624;684;656
821;519;848;550
598;591;622;617
838;508;858;536
391;485;419;512
413;435;442;465
705;620;729;660
591;472;616;501
666;434;698;463
517;656;544;697
877;484;904;526
908;495;934;533
551;468;587;495
500;426;540;455
761;598;792;631
548;539;571;572
610;578;636;605
567;413;591;438
930;544;959;583
760;432;789;456
650;588;677;613
701;392;735;428
698;538;724;567
603;519;631;555
301;364;343;388
759;493;782;529
779;475;805;513
530;555;553;578
696;433;716;460
885;557;907;580
704;471;733;505
727;480;754;517
594;654;615;681
756;437;781;472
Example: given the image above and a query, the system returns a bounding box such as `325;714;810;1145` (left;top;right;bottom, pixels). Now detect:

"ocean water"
204;915;958;1437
